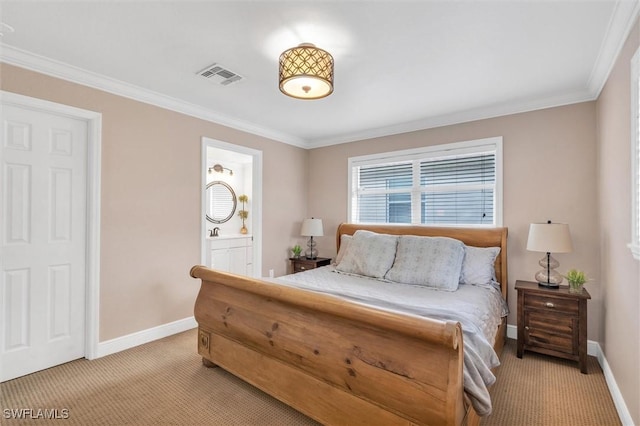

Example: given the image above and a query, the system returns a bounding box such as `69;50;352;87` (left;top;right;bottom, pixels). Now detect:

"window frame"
347;136;503;227
629;47;640;260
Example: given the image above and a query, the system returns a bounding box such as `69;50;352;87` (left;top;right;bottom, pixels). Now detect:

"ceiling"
1;1;638;148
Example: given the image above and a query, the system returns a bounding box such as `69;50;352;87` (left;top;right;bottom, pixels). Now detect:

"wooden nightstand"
289;257;331;273
515;280;591;373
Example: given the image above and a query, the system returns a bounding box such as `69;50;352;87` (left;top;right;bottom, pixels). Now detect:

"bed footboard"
191;265;468;426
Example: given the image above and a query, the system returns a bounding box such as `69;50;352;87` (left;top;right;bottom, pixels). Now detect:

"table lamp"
301;218;323;259
526;221;573;287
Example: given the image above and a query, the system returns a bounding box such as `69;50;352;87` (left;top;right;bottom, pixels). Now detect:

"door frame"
201;137;262;277
1;90;102;360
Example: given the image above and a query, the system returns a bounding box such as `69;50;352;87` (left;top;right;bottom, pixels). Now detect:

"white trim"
598;346;636;426
630;47;640;261
506;325;632;425
495;139;504;228
347;136;503;226
3;0;638;153
0;44;306;148
201;138;263;277
308;91;596;149
84;106;102;360
588;0;640;97
96;317;197;358
0;91;102;361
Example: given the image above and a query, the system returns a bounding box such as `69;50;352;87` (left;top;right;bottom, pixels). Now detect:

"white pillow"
335;230;398;278
333;234;352;266
460;245;501;288
385;235;465;291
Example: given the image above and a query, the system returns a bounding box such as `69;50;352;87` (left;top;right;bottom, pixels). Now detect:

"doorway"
201;137;262;277
0;91;101;382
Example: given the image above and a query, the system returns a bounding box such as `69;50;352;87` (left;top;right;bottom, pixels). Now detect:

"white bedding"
268;265;508;416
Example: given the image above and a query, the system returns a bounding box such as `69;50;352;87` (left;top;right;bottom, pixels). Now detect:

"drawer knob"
300;266;306;270
525;326;529;330
545;302;555;308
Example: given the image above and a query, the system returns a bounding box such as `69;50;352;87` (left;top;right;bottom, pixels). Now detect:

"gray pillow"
385;235;465;291
335;230;398;278
460;245;501;288
333;234;352;266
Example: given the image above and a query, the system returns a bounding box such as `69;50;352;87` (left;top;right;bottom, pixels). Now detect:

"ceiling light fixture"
279;43;334;100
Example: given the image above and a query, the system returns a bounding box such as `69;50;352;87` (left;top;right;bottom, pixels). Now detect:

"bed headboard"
336;223;508;300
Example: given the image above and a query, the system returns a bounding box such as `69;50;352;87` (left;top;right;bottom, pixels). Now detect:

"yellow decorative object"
238;195;249;234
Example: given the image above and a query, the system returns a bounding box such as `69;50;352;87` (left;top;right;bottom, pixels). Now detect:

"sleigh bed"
190;223;508;425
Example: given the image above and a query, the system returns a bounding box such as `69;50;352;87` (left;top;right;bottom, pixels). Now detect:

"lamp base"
534;253;563;287
305;236;318;260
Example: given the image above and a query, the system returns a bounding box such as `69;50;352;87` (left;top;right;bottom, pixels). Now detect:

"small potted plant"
292;245;302;259
564;269;588;293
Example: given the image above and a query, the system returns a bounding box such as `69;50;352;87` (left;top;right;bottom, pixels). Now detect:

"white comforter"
268;265;508;416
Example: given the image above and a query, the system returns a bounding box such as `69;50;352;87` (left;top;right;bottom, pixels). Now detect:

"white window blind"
349;137;502;227
420;153;495;224
356;162;412;223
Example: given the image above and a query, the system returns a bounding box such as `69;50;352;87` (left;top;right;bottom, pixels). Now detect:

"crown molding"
306;89;596;149
1;0;637;151
0;43;307;148
587;0;640;96
309;0;639;148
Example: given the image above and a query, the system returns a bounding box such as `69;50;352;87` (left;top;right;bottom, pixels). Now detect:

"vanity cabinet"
208;236;253;276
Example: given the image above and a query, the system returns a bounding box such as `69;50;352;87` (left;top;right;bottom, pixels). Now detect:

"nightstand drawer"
289;257;331;274
525;293;579;314
524;311;575;354
293;264;310;273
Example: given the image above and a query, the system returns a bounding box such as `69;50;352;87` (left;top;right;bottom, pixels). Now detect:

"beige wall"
308;103;601;340
597;18;640;425
0;63;309;341
3;25;639;419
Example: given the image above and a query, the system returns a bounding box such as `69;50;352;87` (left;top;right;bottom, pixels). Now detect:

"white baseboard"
505;324;632;424
597;346;635;425
95;316;197;358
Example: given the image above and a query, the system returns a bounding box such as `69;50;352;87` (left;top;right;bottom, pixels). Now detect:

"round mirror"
206;181;237;224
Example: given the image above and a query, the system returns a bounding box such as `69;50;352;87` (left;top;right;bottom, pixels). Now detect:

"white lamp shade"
526;222;573;253
301;218;323;237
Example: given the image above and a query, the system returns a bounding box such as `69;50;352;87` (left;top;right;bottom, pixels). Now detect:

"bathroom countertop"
206;234;252;240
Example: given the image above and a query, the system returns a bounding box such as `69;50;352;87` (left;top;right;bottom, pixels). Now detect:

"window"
630;47;640;260
348;137;502;226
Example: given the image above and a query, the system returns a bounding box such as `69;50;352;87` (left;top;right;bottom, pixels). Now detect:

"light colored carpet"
1;329;317;425
482;339;621;426
1;329;620;425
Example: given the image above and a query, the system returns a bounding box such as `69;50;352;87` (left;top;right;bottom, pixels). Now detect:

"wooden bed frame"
191;223;508;426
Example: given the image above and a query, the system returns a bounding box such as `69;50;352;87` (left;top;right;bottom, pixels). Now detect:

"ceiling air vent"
197;63;243;86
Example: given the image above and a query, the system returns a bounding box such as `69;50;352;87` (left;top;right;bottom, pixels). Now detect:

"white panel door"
1;104;87;382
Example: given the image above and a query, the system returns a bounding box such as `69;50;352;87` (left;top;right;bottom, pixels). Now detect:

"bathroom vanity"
206;235;253;276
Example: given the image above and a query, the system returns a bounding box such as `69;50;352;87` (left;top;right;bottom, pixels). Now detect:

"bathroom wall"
205;147;253;237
